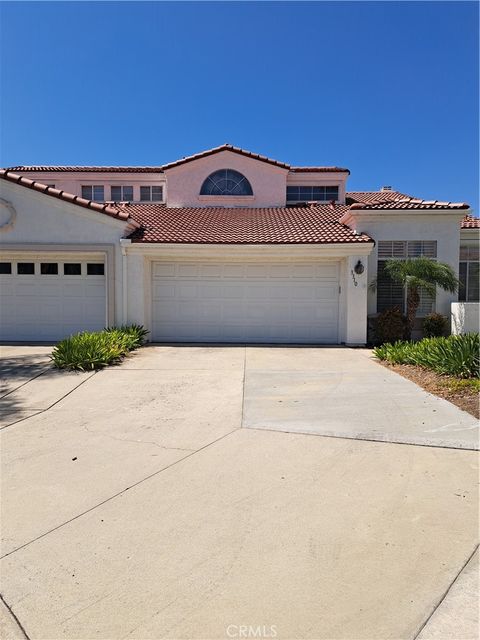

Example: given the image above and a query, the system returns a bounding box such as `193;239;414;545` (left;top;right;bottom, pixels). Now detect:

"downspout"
120;238;131;325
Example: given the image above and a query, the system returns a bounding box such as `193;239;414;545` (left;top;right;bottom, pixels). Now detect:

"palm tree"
372;257;459;339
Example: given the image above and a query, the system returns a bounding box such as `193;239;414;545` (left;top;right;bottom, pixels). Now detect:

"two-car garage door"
0;255;106;341
152;261;340;343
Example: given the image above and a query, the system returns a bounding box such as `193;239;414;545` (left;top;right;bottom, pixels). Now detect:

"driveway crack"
81;425;195;452
0;593;30;640
1;427;240;560
0;371;97;431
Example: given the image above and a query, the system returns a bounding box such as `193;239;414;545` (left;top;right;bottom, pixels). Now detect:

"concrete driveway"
0;344;478;640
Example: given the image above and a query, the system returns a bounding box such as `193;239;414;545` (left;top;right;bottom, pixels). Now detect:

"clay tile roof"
0;170;137;223
346;190;412;205
123;203;373;245
161;144;291;170
6;165;164;173
461;214;480;228
290;167;350;174
349;197;470;210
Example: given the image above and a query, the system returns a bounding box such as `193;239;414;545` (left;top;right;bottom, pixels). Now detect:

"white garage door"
0;256;106;341
152;262;340;343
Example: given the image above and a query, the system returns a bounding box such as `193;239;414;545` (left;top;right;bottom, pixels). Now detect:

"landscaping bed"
379;361;479;418
374;334;479;418
51;325;148;371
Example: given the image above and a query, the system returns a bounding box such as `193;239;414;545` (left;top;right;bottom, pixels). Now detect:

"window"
140;186;163;201
17;263;35;275
64;263;82;276
111;186;133;201
459;243;479;302
286;186;339;203
81;185;105;201
0;263;12;274
377;241;437;316
40;263;58;275
200;169;253;196
87;263;104;276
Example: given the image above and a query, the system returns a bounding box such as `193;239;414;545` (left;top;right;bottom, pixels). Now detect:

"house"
0;144;478;344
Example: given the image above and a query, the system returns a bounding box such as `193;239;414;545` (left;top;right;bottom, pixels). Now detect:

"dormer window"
200;169;253;196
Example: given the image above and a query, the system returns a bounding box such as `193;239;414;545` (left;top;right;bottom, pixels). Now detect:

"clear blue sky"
1;1;478;210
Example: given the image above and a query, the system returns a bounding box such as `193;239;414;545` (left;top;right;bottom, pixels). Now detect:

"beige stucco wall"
348;212;466;317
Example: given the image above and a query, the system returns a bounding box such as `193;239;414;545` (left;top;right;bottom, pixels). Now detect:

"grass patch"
441;377;480;393
51;324;148;371
373;333;479;379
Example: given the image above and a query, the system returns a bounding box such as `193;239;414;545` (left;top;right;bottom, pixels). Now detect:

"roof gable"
162;144;291;171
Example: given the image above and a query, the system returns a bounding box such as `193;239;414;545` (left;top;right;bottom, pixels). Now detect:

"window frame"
110;185;134;201
376;241;438;317
459;260;479;302
286;185;339;203
81;185;105;201
200;169;253;196
140;185;164;202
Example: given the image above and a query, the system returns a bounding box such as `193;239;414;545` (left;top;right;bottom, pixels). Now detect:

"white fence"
451;302;479;334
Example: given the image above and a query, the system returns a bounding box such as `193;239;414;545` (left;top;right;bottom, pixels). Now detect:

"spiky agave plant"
371;257;459;339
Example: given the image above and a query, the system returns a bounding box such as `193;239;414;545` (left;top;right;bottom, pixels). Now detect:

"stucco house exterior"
0;144;478;344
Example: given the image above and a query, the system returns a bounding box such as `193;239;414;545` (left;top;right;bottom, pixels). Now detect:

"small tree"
372;257;459;340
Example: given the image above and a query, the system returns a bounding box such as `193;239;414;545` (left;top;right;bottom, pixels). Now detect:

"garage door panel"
176;264;199;278
153;263;176;277
0;257;106;341
152;261;340;344
222;264;245;278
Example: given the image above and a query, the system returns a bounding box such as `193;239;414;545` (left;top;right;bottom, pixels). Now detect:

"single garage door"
152;262;340;343
0;256;106;341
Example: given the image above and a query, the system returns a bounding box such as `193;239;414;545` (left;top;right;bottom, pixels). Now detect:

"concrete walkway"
0;344;478;639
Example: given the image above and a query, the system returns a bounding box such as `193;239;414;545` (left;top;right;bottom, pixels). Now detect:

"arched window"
200;169;253;196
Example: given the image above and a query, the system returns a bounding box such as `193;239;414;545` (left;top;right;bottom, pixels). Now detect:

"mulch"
379;362;479;419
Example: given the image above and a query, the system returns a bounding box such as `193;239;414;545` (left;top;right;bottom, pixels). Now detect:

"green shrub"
373;333;480;378
104;324;148;350
373;307;407;345
51;325;148;371
423;313;448;338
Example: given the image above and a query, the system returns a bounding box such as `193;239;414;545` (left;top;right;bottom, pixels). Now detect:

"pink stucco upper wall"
10;172;167;203
165;150;289;207
10;151;349;206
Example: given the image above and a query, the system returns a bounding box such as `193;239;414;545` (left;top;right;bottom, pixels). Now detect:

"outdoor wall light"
354;260;365;275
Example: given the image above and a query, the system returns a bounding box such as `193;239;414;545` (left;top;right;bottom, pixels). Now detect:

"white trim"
120;238;131;324
124;242;374;260
340;208;471;227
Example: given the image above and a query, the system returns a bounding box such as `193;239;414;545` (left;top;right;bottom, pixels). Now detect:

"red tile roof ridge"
0;170;139;224
290;166;350;173
161;143;291;170
350;197;470;210
5;165;165;173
